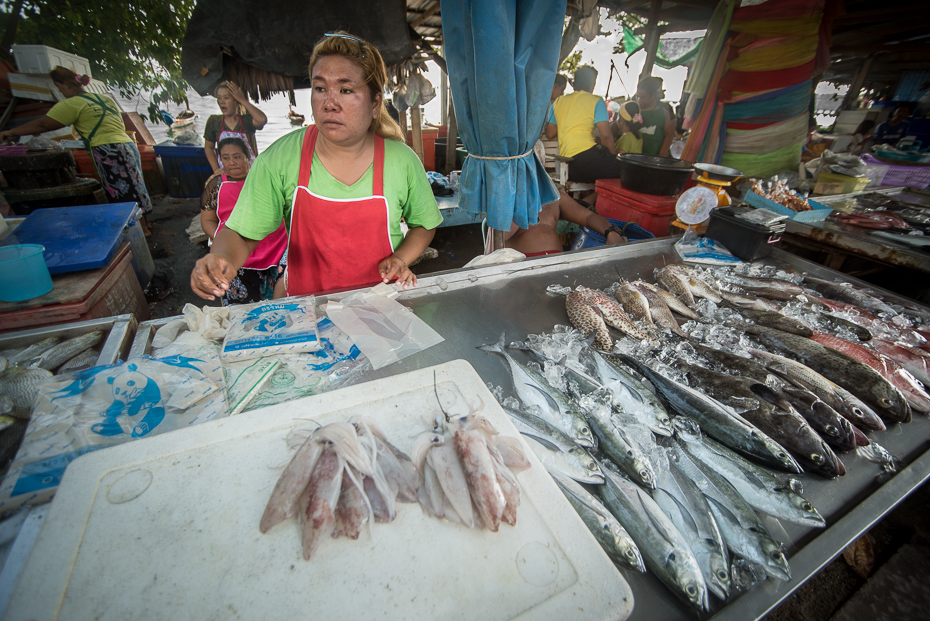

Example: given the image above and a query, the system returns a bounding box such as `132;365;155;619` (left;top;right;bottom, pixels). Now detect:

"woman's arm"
659;112;677;157
226;81;267;129
596;121;617;155
0;116;66;142
204;141;221;174
378;226;436;289
190;227;260;299
200;209;220;240
545;122;558;140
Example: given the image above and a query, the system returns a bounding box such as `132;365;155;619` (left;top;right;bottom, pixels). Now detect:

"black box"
704;206;785;262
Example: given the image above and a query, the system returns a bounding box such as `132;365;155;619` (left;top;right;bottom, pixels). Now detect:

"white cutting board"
3;360;633;621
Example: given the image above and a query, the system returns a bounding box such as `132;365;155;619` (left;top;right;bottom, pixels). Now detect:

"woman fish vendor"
190;32;442;299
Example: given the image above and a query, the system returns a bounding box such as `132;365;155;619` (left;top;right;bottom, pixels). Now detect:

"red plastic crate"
594;179;678;237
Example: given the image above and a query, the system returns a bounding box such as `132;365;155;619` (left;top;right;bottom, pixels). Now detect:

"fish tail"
476;332;506;354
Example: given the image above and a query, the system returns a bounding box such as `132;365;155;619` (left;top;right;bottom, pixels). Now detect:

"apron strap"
296;125;385;195
76;94;117;143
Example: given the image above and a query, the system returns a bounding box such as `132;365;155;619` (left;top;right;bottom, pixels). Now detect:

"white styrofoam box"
3;360;634;621
6;73;60;102
11;44;90;78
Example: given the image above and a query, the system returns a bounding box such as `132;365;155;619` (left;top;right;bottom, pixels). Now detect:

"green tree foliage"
0;0;194;123
560;50;582;75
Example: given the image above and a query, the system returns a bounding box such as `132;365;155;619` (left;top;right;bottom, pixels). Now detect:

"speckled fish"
669;441;791;582
746;324;911;424
552;470;645;572
656;266;697;308
615;353;801;473
653;450;731;601
591;350;673;437
0;366;53;418
673;417;825;526
631;281;688;337
57;350;100;375
677;360;845;478
30;331;103;371
690;342;774;383
576;286;649;341
636;280;701;320
567;288;613;350
614;282;656;330
719;289;782;312
747;347;887;433
504;407;603;484
810;332;927;416
870;338;930;386
599;461;709;612
8;337;59;366
736;309;814;337
804;276;897;315
478;334;596;448
815;312;873;342
583;397;658;489
780;386;860;452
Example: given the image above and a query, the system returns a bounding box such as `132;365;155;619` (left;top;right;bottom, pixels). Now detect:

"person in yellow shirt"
545;65;623;183
0;66;153;235
614;101;644;155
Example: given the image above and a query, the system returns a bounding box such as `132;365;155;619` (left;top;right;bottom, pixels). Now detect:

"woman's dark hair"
49;65;90;86
217;137;250;158
853;120;875;135
619;101;643;141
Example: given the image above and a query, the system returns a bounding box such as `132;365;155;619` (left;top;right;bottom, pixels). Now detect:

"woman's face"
219;144;250;178
216;88;236;116
56;80;78;98
636;88;657;109
310;55;380;146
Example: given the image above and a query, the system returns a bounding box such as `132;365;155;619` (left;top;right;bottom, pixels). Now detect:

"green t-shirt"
614;132;643;154
47;94;131;147
640;105;672;156
225;127;443;249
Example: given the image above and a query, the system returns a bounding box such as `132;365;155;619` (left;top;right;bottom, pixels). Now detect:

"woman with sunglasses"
190;32;442;299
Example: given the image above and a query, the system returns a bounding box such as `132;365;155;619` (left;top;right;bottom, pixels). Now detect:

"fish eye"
640;470;649;478
802;502;813;511
778;452;788;459
626;550;636;558
771;551;783;560
717;570;729;580
811;454;824;464
686;585;697;596
825;425;838;435
588;461;597;469
881;398;892;407
581;427;589;434
852;407;864;417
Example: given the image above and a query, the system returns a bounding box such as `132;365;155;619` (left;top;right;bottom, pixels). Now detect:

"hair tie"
633;113;643;124
75;74;90;86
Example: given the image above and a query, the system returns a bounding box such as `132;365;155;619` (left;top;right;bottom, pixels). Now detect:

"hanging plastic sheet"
683;0;736;105
442;0;563;232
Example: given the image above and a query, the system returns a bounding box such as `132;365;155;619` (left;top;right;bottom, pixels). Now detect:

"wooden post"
639;0;664;82
445;100;458;174
398;108;408;146
841;56;874;110
411;106;424;164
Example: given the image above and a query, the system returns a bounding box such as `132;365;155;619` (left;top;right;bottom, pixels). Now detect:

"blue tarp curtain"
442;0;564;232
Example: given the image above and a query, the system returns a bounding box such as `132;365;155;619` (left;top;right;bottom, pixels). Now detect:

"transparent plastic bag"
221;298;321;362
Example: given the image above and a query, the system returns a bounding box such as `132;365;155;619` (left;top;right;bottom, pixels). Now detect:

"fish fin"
524;382;562;413
637;488;680;544
750;383;793;411
521;432;561;452
477;332;507;353
655;486;700;536
704;496;744;530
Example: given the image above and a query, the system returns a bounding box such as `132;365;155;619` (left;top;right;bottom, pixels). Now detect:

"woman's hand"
225;81;248;105
191;254;237;300
0;130;17;143
378;253;417;289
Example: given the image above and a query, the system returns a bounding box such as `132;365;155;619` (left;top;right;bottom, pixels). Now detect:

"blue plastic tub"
570;217;655;250
0;244;53;302
153;141;213;198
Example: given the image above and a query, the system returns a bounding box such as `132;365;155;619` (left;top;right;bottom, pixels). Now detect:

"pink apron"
216;175;287;270
285;125;393;296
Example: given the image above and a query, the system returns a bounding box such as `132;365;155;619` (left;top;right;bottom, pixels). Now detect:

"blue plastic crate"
153;141;213;198
570;217;655;250
742;191;833;223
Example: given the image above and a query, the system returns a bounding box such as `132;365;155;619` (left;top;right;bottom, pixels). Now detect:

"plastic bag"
24;136;62;151
152;304;232;351
221;298;321;362
172;128;203;146
322;285;444;370
675;231;742;266
465;248;527;267
813;150;865;179
404;73;436;108
0;347;229;512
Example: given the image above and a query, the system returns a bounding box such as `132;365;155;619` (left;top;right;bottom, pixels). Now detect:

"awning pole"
411;106;425;164
398;107;408;146
841;56;874;110
639;0;664;81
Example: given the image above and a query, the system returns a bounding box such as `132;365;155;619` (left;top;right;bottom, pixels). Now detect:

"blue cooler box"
153;141;213;198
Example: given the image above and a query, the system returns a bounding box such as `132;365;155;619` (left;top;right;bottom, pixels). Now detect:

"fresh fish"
0;366;53;418
636;280;701;320
673;417;825;526
671;265;723;303
746;324;911;424
653;452;731;601
0;356;6;372
56;349;101;374
870;338;930;386
736;309;813;337
804;276;897;315
669;442;791;581
523;436;604;484
816;312;873;342
719;290;783;312
615;282;657;330
599;462;709;612
8;337;59;366
0;397;11;417
810;332;926;417
30;331;103;371
552;470;645;572
747;347;886;432
454;428;507;532
780;386;860;452
567;289;613;350
804;294;880;321
677;360;845;478
0;417;28;470
478;334;596;448
631;281;688;337
590;350;673;437
576;286;649;340
716;273;804;301
614;353;801;473
582;397;657;489
656;265;696;308
690;342;776;383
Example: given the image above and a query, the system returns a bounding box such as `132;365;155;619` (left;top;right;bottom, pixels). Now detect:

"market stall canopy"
182;0;418;99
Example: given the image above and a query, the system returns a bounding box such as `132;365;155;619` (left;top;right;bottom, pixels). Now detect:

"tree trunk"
411;106;424;165
639;0;664;81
